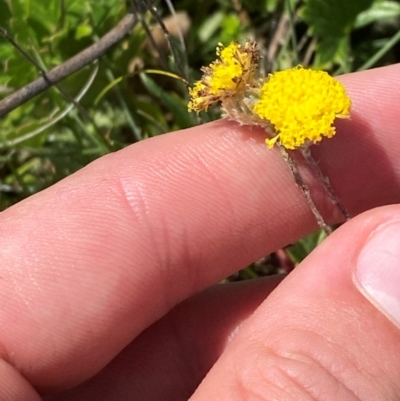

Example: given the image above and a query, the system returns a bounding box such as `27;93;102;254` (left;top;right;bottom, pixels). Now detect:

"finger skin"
46;207;400;401
0;359;41;401
44;276;284;401
191;205;400;400
0;64;399;394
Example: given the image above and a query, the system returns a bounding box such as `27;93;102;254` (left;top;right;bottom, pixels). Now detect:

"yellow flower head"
188;40;260;113
253;66;351;149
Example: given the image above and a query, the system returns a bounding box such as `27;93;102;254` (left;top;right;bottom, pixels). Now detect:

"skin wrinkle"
257;286;397;396
231;352;312;401
273;346;360;400
272;368;322;401
116;165;178;286
261;318;377;399
118;157;207;310
116;187;181;321
253;350;315;400
216;252;400;398
251;345;359;401
118;176;153;223
123;134;248;303
31;166;186;388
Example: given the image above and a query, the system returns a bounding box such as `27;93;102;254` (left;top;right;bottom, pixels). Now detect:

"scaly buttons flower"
253;66;351;149
188;41;260;113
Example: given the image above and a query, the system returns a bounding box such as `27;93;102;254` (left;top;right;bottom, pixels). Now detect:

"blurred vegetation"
0;0;399;272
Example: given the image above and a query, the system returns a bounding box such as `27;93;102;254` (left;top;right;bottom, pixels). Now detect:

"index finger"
0;63;399;394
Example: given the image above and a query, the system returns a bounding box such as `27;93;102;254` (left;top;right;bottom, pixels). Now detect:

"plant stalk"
279;144;332;236
301;147;351;221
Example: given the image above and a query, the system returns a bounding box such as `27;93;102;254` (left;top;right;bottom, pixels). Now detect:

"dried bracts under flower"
187;41;261;113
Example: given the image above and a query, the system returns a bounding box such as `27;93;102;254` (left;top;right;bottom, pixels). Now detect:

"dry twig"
0;13;137;118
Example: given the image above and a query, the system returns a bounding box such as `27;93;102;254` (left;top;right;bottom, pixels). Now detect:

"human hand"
1;64;400;401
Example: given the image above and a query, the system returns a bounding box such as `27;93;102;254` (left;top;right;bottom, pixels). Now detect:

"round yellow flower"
253;66;351;149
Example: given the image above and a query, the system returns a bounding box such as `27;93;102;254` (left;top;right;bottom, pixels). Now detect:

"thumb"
191;204;400;400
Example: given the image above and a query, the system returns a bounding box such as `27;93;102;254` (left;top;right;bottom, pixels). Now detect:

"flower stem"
278;144;332;236
301;147;351;221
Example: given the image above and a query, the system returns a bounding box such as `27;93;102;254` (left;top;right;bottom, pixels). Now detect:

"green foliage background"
0;0;399;270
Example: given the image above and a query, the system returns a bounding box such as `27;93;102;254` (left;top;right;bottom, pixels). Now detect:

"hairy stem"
279;144;332;236
301;147;351;221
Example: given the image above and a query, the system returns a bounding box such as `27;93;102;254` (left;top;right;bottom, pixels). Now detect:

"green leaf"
29;0;60;31
26;16;52;41
90;0;123;27
6;55;37;88
301;0;375;36
300;0;375;68
74;23;93;40
65;0;90;17
314;36;350;71
355;0;400;28
220;14;242;43
198;12;224;43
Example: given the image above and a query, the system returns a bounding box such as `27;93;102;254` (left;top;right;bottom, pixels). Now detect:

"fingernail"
355;219;400;327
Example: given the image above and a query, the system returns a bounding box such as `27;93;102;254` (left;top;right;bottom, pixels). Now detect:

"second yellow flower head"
188;40;351;150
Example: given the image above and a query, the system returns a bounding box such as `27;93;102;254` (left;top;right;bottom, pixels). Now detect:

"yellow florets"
253;66;351;149
188;42;351;151
208;45;242;94
188;41;260;113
